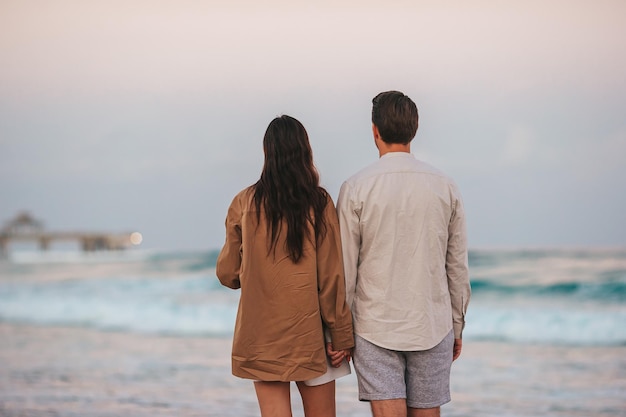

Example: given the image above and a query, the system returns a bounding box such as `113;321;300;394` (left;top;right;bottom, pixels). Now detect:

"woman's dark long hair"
252;115;328;263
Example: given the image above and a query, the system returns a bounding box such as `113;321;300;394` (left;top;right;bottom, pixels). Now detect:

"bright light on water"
130;232;143;245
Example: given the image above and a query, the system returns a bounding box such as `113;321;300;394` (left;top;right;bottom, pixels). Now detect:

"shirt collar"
380;152;415;160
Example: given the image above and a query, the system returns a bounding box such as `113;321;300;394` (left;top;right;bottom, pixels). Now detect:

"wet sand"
0;323;368;417
1;323;624;417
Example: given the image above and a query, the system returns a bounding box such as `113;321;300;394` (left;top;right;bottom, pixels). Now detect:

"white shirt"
337;152;470;351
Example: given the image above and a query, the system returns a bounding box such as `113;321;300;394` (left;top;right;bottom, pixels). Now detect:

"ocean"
0;247;625;416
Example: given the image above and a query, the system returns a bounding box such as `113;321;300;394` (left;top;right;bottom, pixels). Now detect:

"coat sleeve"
317;196;354;351
446;184;471;339
216;194;243;290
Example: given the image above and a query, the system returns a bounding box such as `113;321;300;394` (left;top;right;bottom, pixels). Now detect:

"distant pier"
0;212;142;257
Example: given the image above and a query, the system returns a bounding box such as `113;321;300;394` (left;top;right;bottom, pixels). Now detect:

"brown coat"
216;187;354;382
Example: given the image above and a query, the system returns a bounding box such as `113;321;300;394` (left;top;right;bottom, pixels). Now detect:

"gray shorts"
353;331;454;409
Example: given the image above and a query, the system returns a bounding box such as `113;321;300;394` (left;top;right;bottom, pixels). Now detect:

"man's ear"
373;124;383;151
372;123;380;140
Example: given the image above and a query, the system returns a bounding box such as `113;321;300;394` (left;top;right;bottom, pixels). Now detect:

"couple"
216;91;471;417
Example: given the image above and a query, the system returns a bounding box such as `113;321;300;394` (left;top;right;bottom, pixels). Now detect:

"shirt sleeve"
216;194;243;290
336;181;360;310
316;196;354;351
446;185;471;339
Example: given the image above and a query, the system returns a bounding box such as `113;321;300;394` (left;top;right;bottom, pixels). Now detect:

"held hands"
326;342;352;368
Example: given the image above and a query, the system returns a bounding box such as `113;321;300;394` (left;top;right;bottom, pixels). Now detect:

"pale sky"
1;0;625;251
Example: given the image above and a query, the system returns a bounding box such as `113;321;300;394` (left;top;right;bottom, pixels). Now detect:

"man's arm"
336;181;360;309
447;186;471;345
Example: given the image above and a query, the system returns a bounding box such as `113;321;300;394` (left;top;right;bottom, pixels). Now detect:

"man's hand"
326;342;352;367
453;338;462;361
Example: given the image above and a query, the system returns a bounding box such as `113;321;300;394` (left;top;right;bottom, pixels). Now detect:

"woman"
216;115;354;417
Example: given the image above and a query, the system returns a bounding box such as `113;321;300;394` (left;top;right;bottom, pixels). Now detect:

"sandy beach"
0;323;368;417
1;322;625;417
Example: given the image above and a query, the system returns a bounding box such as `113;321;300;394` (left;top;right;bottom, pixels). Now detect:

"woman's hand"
326;343;352;367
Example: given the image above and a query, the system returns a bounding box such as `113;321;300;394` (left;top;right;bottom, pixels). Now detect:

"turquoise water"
1;247;625;346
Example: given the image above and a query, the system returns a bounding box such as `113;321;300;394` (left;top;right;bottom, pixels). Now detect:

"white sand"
1;323;624;417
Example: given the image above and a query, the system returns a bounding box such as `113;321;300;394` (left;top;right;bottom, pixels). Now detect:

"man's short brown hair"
371;91;419;144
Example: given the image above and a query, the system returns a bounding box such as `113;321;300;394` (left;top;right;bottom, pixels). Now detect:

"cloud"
500;126;535;167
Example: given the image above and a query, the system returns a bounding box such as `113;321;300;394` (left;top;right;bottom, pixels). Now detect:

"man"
336;91;471;417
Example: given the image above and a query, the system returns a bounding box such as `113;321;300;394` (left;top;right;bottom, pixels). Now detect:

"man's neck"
377;142;411;157
372;125;412;157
